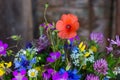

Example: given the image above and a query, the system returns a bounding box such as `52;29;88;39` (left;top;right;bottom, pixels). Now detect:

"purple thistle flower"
47;52;61;63
85;74;99;80
111;35;120;47
94;59;108;75
90;32;104;44
12;70;28;80
35;34;49;52
0;40;8;55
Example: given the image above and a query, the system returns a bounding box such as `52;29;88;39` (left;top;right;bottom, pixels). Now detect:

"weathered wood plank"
0;0;33;46
116;0;120;35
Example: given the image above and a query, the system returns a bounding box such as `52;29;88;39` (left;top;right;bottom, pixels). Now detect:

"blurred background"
0;0;120;46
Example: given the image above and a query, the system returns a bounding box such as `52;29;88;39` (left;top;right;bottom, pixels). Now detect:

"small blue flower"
25;42;33;49
103;77;109;80
72;46;79;54
14;55;36;71
30;57;36;64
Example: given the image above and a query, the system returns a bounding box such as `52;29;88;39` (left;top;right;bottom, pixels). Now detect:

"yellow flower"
82;65;86;69
84;52;90;57
35;67;41;71
90;46;97;52
0;63;5;68
0;68;5;77
79;42;86;52
5;62;12;68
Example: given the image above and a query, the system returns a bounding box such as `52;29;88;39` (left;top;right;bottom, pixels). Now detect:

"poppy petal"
71;22;79;31
56;20;65;31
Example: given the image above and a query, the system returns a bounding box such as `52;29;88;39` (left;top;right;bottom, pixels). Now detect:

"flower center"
30;72;35;77
52;56;56;60
66;25;71;29
0;46;4;52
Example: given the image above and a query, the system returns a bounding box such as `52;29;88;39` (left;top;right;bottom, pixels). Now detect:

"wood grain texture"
116;0;120;35
0;0;33;45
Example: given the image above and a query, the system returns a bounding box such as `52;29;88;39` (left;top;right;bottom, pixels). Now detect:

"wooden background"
0;0;120;46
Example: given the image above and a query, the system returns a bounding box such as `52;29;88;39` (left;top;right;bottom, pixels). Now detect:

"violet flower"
42;68;55;80
12;70;28;80
93;59;108;75
47;52;61;63
35;34;49;52
106;45;113;53
0;40;8;55
90;32;104;44
40;23;54;30
52;72;68;80
111;35;120;47
85;74;99;80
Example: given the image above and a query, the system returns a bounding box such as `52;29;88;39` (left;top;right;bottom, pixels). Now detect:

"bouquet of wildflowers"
0;5;120;80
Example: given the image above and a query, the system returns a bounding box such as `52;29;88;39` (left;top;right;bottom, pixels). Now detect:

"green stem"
29;77;32;80
54;62;56;70
44;4;48;24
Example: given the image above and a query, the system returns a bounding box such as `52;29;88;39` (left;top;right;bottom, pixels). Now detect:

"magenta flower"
47;52;61;63
12;70;28;80
42;68;55;80
52;72;68;80
111;35;120;47
90;32;104;44
85;74;99;80
0;40;8;55
94;59;108;75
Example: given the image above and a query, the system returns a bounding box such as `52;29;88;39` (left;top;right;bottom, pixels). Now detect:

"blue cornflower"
14;55;36;71
68;69;82;80
59;68;82;80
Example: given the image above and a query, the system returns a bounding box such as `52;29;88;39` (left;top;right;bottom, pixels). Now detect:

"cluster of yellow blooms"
79;41;97;58
0;62;12;76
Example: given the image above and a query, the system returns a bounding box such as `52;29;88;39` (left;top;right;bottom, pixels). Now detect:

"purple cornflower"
35;34;49;52
47;52;61;63
0;40;8;55
94;59;108;75
42;68;55;80
90;32;104;44
12;70;28;80
85;74;99;80
111;35;120;47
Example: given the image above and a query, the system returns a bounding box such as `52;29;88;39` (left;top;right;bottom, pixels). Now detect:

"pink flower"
111;35;120;47
93;59;108;75
0;40;8;55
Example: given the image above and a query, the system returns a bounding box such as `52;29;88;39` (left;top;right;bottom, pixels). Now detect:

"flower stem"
44;4;48;24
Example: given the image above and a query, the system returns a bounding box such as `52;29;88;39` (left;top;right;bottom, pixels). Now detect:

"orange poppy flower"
56;14;80;39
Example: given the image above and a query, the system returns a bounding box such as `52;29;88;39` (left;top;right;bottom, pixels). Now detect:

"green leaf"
10;35;21;41
7;50;13;56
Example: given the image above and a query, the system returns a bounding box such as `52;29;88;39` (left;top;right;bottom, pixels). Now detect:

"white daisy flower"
28;69;38;78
